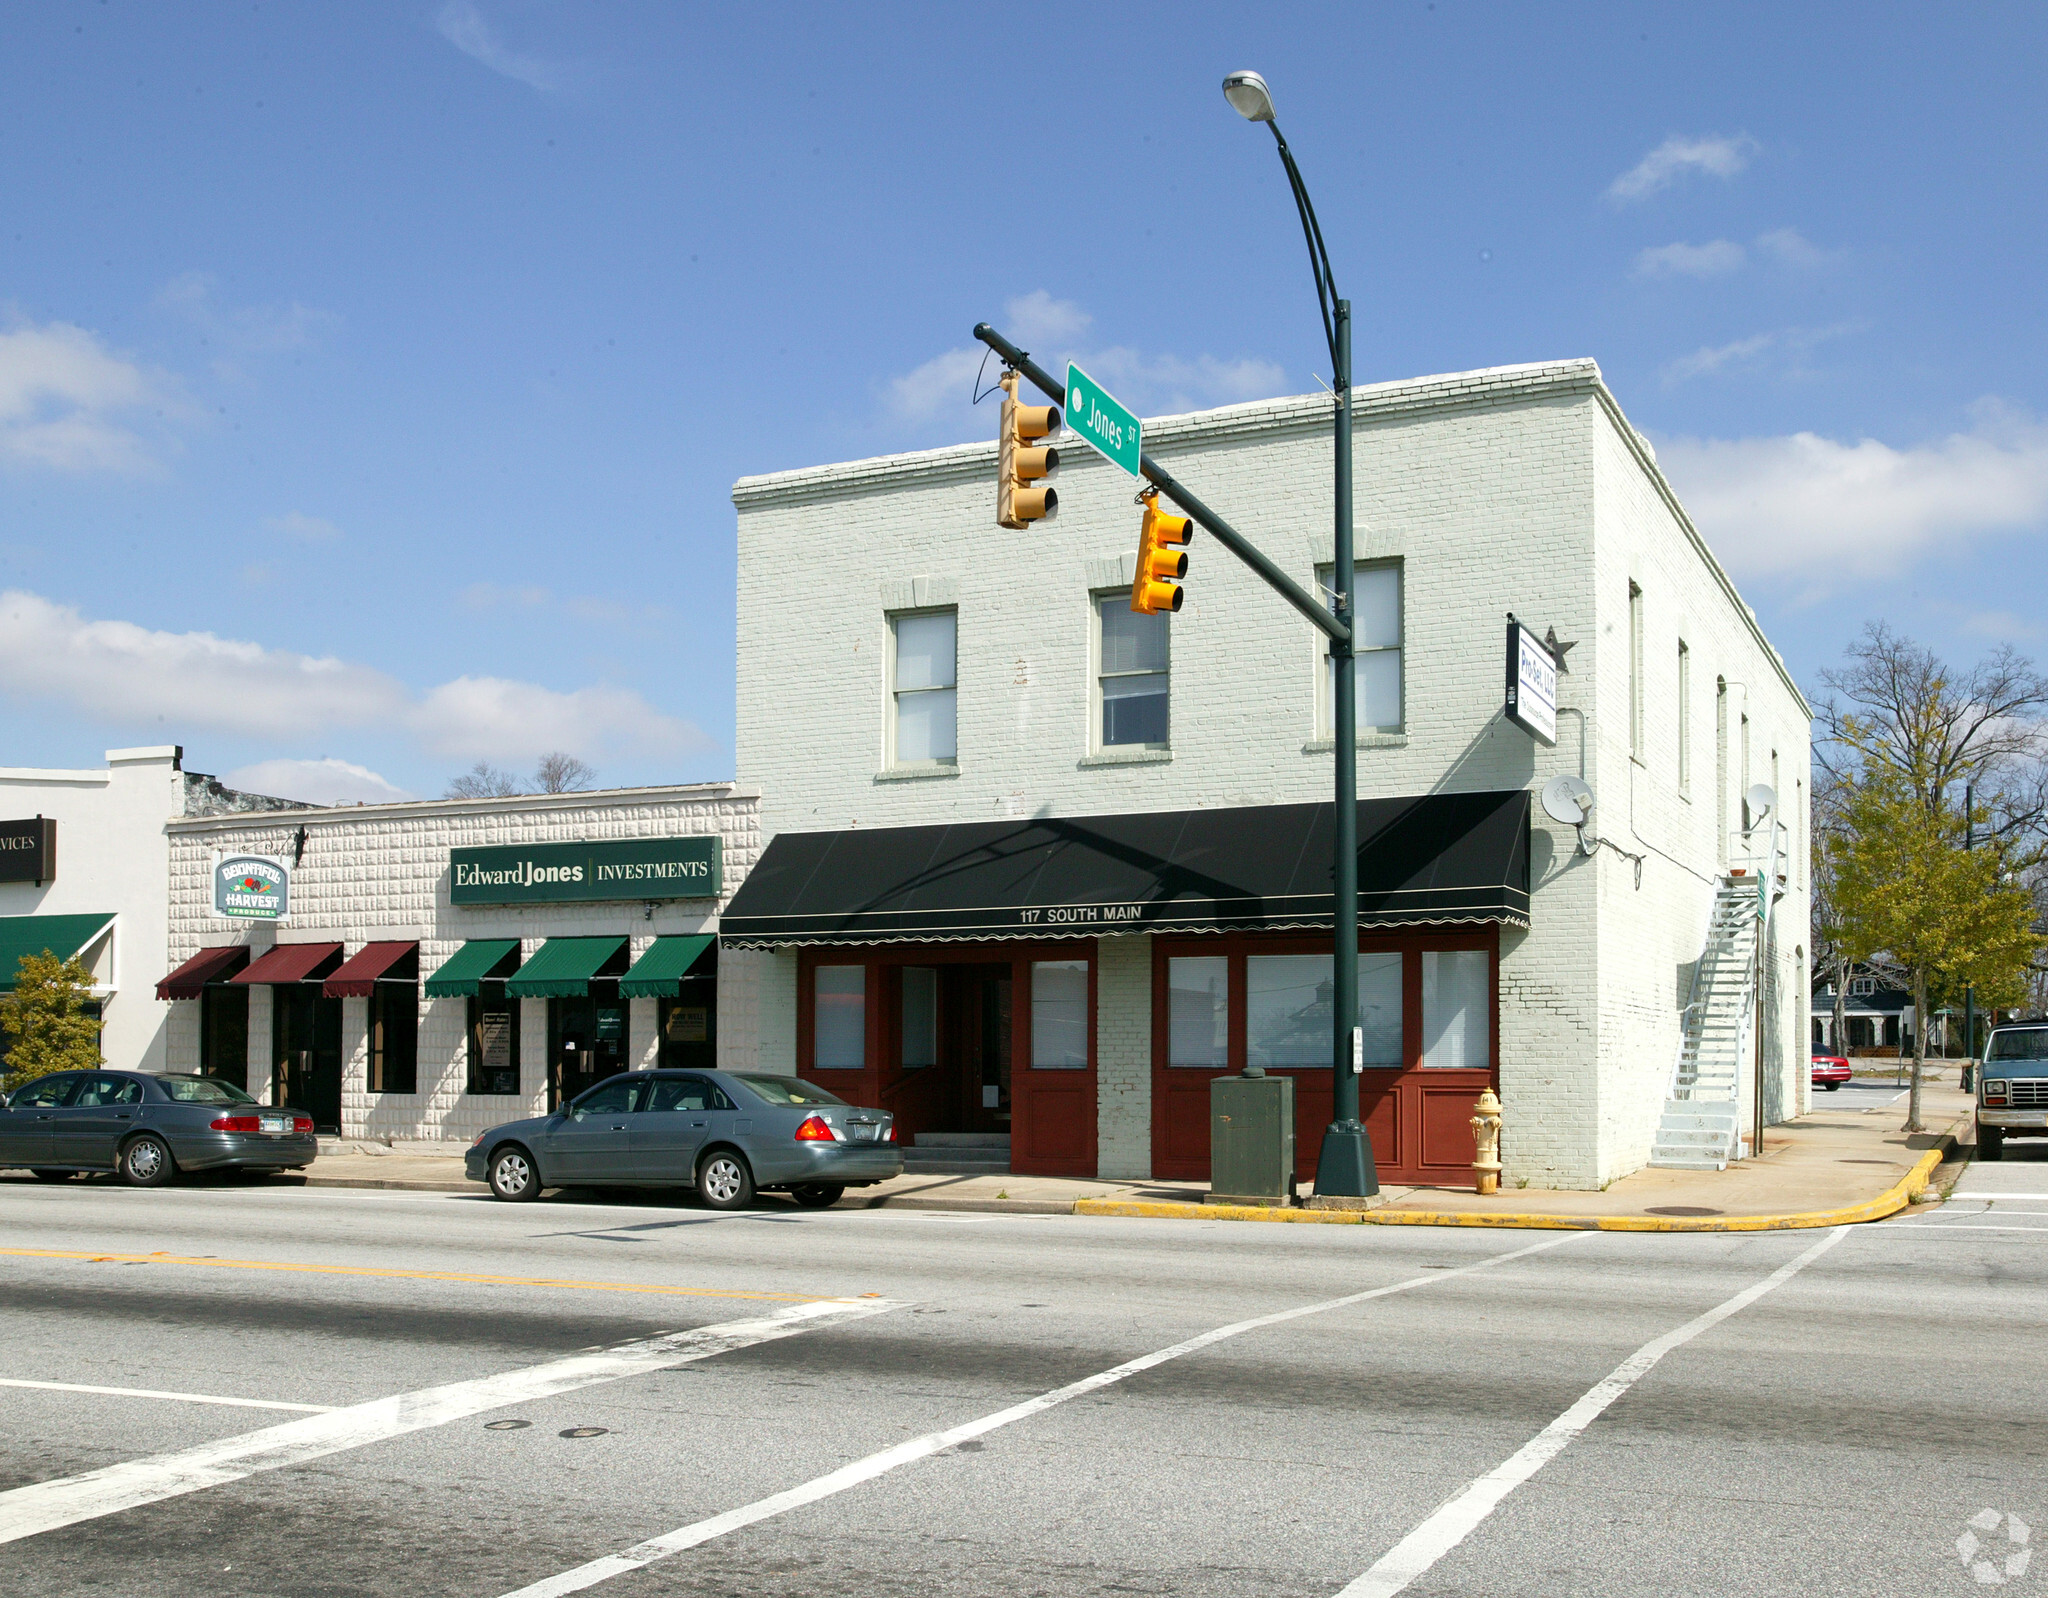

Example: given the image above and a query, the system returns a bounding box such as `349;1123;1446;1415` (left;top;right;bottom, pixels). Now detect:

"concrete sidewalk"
287;1077;1975;1229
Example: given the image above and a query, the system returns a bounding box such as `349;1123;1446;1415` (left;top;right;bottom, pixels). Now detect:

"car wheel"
1978;1128;2004;1162
1823;1081;1841;1091
696;1149;755;1211
790;1182;845;1209
489;1146;542;1202
119;1135;176;1189
30;1168;76;1182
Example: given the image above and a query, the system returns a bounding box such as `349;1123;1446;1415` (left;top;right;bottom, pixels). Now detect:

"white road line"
1333;1226;1849;1598
495;1231;1591;1598
0;1296;897;1547
1879;1223;2048;1234
0;1379;330;1413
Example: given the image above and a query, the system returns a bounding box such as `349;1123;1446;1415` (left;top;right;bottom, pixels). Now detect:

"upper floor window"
1318;561;1402;735
890;609;957;767
1851;975;1877;997
1096;594;1169;749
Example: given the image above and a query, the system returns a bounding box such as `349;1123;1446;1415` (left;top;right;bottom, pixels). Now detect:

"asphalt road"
0;1152;2042;1598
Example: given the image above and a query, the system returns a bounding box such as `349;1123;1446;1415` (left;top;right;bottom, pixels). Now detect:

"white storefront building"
161;784;758;1143
719;359;1811;1191
0;747;303;1074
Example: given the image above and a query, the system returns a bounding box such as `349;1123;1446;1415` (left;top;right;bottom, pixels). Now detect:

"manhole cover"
1646;1205;1722;1217
483;1420;530;1431
559;1427;609;1439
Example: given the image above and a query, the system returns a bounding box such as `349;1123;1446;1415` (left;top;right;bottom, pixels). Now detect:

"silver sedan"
0;1069;317;1186
465;1069;901;1208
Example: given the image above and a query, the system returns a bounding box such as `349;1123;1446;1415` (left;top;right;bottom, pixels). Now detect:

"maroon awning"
230;942;344;986
323;941;418;999
155;945;250;1001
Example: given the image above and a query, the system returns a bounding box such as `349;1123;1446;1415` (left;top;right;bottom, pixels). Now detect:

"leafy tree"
0;952;103;1090
532;752;594;794
1827;769;2039;1131
445;761;521;799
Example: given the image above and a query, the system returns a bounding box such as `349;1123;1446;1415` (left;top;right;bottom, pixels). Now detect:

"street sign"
1065;362;1141;477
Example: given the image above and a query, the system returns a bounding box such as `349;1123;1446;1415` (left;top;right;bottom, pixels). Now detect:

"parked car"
0;1070;316;1186
1810;1053;1853;1091
466;1069;902;1207
1976;1024;2048;1161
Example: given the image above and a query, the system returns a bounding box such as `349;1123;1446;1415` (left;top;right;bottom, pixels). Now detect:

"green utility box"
1208;1067;1296;1206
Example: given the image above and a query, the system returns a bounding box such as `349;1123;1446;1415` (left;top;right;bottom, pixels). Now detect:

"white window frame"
1091;588;1170;754
886;606;958;771
1315;558;1403;737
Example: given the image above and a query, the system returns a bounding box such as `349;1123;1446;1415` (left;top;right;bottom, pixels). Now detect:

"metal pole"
1964;781;1976;1091
1316;298;1376;1195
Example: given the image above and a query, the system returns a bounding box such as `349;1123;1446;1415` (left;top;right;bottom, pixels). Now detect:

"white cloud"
225;757;413;807
461;580;551;609
156;272;333;366
0;321;176;472
1656;402;2048;578
886;291;1287;433
1607;134;1759;203
1660;323;1857;384
1634;240;1747;278
1753;227;1838;270
0;589;711;765
435;0;570;92
265;511;342;543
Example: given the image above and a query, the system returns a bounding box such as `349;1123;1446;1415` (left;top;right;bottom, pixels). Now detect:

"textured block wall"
1094;935;1152;1179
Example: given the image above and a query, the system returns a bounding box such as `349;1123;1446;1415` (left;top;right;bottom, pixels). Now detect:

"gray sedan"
0;1070;317;1186
465;1069;901;1208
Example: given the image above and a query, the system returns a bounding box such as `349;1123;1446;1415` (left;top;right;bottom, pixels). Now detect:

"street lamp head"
1222;70;1275;123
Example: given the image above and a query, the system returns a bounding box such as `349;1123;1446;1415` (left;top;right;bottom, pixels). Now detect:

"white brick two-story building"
719;359;1811;1191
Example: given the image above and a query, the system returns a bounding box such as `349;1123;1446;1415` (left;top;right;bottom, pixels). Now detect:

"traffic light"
997;369;1060;529
1131;491;1192;614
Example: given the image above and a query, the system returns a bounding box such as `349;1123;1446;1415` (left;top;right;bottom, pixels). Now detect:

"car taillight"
294;1116;313;1134
794;1115;838;1142
883;1121;896;1142
211;1115;261;1132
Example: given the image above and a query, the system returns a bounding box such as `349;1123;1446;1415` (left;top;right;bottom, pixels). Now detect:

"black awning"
720;790;1530;947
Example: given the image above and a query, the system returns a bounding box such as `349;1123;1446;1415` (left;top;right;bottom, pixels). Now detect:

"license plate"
260;1115;290;1134
846;1124;877;1142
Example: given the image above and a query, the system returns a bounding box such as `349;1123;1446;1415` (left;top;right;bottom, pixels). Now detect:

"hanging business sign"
449;836;723;907
0;818;57;885
1504;620;1558;746
214;853;291;921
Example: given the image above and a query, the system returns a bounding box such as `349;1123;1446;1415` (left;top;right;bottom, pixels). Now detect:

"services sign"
214;853;291;921
450;836;722;907
1064;362;1141;478
0;818;56;885
1504;620;1558;747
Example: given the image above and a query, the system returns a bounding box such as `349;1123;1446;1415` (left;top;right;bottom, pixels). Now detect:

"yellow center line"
0;1247;847;1303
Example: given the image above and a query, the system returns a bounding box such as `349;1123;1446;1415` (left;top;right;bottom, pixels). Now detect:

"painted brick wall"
164;786;760;1144
730;361;1811;1188
1094;935;1152;1179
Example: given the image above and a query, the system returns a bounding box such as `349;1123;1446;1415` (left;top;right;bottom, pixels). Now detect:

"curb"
1075;1121;1965;1233
299;1175;476;1194
292;1173;1074;1214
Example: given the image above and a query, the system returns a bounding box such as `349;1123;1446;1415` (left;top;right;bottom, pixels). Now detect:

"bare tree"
532;752;595;794
445;761;520;799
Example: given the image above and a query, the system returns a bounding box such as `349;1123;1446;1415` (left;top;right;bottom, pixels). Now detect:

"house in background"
1812;963;1907;1054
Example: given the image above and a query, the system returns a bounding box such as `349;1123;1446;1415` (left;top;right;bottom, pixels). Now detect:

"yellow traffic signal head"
1131;499;1192;614
997;370;1061;530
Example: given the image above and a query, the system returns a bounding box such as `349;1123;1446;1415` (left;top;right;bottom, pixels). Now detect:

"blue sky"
3;1;2044;801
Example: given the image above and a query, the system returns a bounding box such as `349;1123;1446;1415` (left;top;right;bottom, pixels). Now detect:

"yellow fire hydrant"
1470;1088;1503;1196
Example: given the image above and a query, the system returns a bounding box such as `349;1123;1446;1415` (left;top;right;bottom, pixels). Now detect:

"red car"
1811;1053;1853;1091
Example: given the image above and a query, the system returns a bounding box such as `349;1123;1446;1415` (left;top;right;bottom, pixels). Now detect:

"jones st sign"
449;836;723;906
1064;362;1142;478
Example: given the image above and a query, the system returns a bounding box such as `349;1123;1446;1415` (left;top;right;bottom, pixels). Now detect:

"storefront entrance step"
901;1150;1011;1173
911;1133;1011;1148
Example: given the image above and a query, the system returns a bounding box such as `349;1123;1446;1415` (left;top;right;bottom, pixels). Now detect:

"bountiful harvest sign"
449;837;722;907
214;853;291;921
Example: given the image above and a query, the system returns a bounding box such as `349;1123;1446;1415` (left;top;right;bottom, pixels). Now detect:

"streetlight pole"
1963;781;1976;1091
1224;71;1375;1197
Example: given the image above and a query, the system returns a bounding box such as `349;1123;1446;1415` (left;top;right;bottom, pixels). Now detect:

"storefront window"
658;995;715;1070
201;984;249;1090
369;981;419;1093
814;965;866;1068
1030;960;1088;1068
1246;953;1403;1069
467;982;521;1095
1422;949;1490;1069
1167;956;1227;1068
900;967;937;1068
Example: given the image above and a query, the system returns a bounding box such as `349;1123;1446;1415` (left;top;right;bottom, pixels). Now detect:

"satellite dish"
1746;783;1778;820
1541;775;1596;827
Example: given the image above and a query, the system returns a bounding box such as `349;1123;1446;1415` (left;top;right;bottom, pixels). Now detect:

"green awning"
0;913;116;990
505;935;628;999
423;938;523;999
618;934;715;999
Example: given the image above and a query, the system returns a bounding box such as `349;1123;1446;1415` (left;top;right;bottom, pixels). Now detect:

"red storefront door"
1150;929;1498;1189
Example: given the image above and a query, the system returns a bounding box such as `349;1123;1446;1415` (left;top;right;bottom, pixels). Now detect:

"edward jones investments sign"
449;837;722;907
